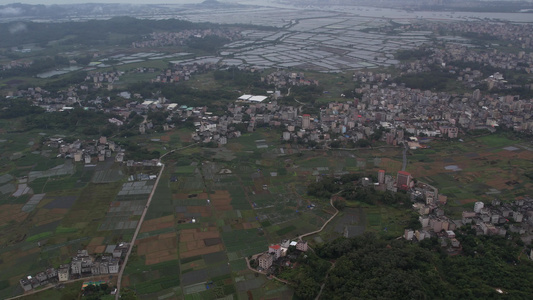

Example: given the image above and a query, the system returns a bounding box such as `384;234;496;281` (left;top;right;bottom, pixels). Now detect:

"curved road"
298;196;339;241
243;195;340;299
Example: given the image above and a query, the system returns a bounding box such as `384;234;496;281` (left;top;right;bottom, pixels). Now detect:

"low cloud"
9;23;27;35
0;7;23;16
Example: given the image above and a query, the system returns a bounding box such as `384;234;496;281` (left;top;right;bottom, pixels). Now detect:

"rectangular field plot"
137;233;178;265
179;227;225;259
222;229;267;258
117;181;154;196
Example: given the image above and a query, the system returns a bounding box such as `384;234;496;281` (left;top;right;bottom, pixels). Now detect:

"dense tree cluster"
278;252;330;300
307;173;410;207
0;16;277;50
0;99;44;119
82;283;112;300
394;69;456;91
395;48;434;61
341;186;410;207
307;179;335;198
288;85;324;104
19;108;115;131
312;233;533;300
0;56;70;78
187;35;230;53
213;67;264;88
126;82;239;107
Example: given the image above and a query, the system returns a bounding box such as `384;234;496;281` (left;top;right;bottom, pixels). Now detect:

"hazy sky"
0;0;205;4
0;0;530;4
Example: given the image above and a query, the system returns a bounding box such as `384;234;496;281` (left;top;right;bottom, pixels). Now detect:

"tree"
295;278;320;299
333;198;346;210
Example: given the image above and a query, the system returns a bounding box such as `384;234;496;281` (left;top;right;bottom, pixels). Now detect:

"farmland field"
1;115;532;300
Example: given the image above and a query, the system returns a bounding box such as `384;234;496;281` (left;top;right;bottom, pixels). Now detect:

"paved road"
115;142;199;298
401;141;408;171
115;163;165;300
5;276;105;300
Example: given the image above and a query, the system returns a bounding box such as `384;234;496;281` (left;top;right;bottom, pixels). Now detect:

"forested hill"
312;233;533;299
0;17;276;49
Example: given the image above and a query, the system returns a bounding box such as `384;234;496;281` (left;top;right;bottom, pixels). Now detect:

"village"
19;243;129;293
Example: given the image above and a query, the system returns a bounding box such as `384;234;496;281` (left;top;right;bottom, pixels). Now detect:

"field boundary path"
297;195;339;241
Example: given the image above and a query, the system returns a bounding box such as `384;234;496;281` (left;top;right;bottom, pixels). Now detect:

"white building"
474;201;484;213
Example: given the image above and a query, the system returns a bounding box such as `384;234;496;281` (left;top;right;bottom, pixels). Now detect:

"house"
58;264;70;282
29;277;40;288
91;263;100;275
108;259;120;274
257;253;273;270
46;267;58;280
20;278;32;292
99;262;109;274
296;241;309;252
450;238;461;248
74;151;83;162
35;272;48;285
115;242;129;256
268;244;282;259
112;249;122;258
83;154;91;164
71;258;83;275
115;152;125;162
404;229;414;241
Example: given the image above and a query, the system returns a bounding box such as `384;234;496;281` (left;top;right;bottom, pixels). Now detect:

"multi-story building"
397;171;411;190
45;268;57;280
19;278;32;292
378;170;385;185
108;259;120;274
302;114;311;129
474;201;484;213
268;245;282;259
296;241;308;252
58;264;70;282
258;253;273;270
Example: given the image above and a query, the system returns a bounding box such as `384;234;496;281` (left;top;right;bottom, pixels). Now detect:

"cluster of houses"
404;21;533;51
131;28;242;48
402;167;533;252
1;59;32;71
85;70;123;89
46;136;125;163
351;70;533;135
399;42;533;78
6;44;533;146
19;243;129;292
261;71;319;87
255;241;309;272
151;62;218;84
463;198;533;238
